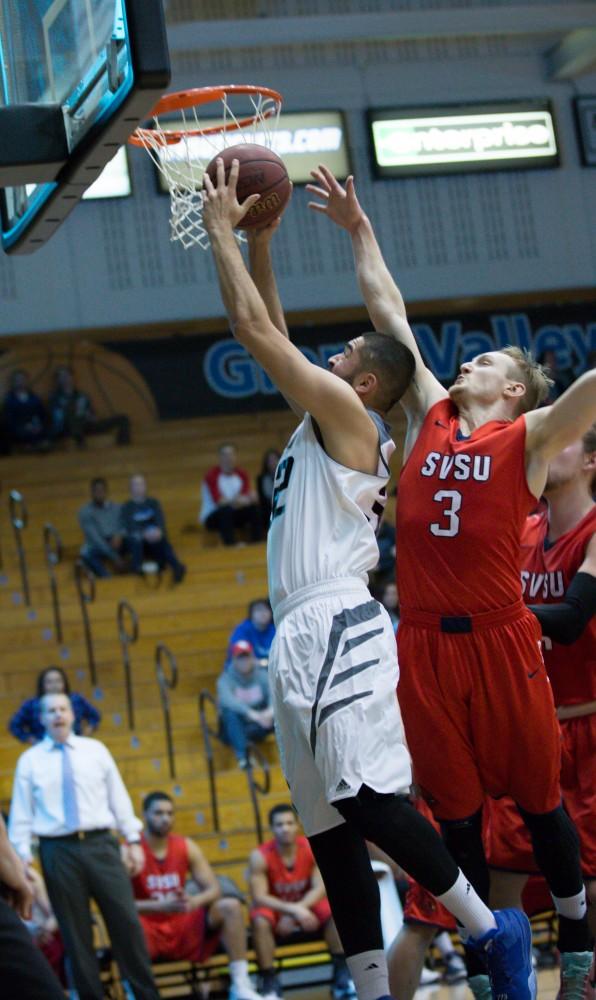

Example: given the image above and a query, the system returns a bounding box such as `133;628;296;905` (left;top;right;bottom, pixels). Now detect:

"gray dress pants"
40;830;158;1000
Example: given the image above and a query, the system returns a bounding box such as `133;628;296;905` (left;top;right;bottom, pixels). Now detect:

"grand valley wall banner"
107;301;596;420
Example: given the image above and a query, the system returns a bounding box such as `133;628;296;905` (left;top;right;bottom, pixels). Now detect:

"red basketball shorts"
403;801;455;931
140;908;220;962
397;603;561;820
485;713;596;879
250;898;331;933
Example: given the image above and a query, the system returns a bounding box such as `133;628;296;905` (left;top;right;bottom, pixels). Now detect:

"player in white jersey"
202;160;536;1000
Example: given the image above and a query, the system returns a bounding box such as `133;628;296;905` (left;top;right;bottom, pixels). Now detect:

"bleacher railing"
155;643;178;779
9;489;30;606
198;690;221;834
245;741;271;843
198;689;271;842
74;560;97;686
118;601;139;731
43;523;63;644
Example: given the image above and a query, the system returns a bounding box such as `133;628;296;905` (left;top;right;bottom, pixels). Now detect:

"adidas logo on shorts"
336;778;351;793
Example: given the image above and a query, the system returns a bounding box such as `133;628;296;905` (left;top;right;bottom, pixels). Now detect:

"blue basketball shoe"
468;909;536;1000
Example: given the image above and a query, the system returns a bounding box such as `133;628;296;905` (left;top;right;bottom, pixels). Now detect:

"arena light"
154;110;350;192
82;148;132;200
368;101;558;177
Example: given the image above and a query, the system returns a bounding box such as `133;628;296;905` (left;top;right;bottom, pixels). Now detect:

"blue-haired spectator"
8;667;100;744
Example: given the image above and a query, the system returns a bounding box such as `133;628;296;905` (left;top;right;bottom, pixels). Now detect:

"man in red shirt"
485;426;596;932
132;791;262;1000
248;804;354;1000
201;443;263;546
307;166;596;1000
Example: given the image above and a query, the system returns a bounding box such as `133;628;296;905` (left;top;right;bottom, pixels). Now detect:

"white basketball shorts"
269;578;412;837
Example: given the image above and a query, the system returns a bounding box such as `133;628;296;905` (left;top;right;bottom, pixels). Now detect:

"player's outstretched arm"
525;370;596;495
247;218;305;419
307;165;447;423
203;159;380;472
247;219;290;340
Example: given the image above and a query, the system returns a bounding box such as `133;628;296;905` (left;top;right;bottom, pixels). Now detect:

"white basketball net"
134;90;282;250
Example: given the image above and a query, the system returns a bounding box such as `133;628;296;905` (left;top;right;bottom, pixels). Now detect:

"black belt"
39;828;110;843
440;615;473;634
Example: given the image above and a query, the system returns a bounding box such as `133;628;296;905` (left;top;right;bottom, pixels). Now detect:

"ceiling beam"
166;5;596;52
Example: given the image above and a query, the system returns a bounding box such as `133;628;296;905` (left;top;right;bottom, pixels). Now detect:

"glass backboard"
0;0;170;254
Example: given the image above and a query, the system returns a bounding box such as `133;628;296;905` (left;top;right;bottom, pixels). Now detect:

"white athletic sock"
434;930;455;958
436;871;496;939
346;950;389;1000
552;890;588;921
229;960;250;985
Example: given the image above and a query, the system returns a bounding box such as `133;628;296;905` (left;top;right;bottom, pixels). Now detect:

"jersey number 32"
271;457;295;521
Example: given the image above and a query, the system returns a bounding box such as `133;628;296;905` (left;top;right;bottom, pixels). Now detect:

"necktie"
60;744;80;832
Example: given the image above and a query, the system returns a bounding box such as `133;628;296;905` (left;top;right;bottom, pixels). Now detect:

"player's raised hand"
247;182;293;249
306;166;365;234
202;158;261;233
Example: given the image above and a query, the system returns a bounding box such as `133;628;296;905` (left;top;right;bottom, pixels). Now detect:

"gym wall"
0;12;595;336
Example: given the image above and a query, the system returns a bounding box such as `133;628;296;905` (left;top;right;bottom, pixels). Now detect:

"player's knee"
440;809;483;851
216;895;243;925
517;803;579;846
252;914;273;936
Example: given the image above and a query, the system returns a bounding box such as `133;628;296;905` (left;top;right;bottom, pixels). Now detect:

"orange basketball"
205;143;291;229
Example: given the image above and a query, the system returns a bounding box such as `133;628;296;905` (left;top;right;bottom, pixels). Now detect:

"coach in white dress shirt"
9;692;159;1000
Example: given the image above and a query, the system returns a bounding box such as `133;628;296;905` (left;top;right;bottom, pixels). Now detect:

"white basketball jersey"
267;411;395;613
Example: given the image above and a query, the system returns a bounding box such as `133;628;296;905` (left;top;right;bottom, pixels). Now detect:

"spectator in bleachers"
248;804;355;1000
200;443;263;546
378;579;399;634
217;640;273;768
131;791;262;1000
3;370;50;453
8;667;100;744
49;365;130;447
256;449;281;529
537;349;575;402
120;474;186;583
78;476;127;578
8;691;160;1000
228;598;275;666
374;513;396;581
0;813;65;998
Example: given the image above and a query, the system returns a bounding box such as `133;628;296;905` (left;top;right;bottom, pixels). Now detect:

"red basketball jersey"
521;506;596;705
259;835;316;902
132;834;189;922
397;398;537;615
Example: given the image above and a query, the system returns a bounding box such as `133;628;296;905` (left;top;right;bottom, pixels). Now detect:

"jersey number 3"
430;489;462;537
271;457;295;521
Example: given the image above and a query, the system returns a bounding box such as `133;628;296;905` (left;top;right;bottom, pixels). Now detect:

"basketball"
205;143;291;230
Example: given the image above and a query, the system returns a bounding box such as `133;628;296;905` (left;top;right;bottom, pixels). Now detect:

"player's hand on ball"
247;184;293;248
202;158;261;232
307;166;365;234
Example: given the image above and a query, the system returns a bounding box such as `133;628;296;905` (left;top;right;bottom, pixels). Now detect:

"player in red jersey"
131;792;263;1000
308;166;596;1000
485;426;596;941
248;804;354;1000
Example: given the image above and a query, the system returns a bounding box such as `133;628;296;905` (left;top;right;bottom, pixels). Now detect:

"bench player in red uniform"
131;792;263;1000
248;804;354;1000
485;426;596;939
307;166;596;1000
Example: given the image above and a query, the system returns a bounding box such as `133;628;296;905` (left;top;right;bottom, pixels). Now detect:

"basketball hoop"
128;84;282;250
